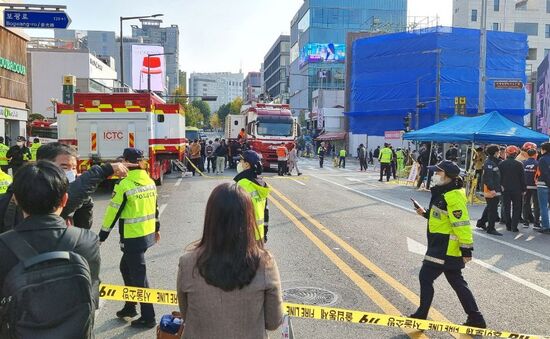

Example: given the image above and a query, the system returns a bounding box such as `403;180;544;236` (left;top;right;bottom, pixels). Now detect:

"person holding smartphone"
410;160;486;328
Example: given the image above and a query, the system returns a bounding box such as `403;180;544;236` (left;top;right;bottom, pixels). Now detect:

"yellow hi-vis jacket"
0;143;9;166
423;187;473;269
30;142;41;161
100;169;159;252
0;169;12;194
379;147;393;164
237;178;270;241
339;149;346;157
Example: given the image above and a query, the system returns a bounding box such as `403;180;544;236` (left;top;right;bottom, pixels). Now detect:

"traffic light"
403;113;412;132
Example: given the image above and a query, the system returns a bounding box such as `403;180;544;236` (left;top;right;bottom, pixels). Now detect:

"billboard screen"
536;54;550;134
300;43;346;68
131;45;165;91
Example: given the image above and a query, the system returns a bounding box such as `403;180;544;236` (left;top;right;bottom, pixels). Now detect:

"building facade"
289;0;407;115
0;25;28;143
453;0;549;73
263;35;290;103
28;49;117;118
54;29;117;61
132;19;179;94
189;72;244;112
243;71;262;103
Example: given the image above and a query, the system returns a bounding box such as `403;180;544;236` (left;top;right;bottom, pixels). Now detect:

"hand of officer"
415;207;426;216
463;257;472;264
155;232;161;244
110;163;129;178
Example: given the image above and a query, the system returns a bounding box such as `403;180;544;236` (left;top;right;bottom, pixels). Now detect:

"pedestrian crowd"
413;141;550;236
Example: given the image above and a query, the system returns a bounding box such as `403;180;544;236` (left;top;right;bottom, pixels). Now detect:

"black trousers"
206;157;216;172
359;158;368;171
120;250;155;320
502;191;523;230
390;161;397;179
319;156;324;168
414;264;483;321
0;165;8;173
417;165;427;188
379;163;391;181
523;189;540;226
278;160;287;175
339;157;346;168
479;196;500;230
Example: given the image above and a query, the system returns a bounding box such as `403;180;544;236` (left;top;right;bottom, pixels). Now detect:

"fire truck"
57;92;186;185
27;120;58;144
225;103;298;170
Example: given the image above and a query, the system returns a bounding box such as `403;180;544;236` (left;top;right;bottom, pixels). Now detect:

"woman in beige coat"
176;183;283;339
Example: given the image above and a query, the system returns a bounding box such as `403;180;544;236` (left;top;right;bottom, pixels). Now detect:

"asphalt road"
92;157;550;339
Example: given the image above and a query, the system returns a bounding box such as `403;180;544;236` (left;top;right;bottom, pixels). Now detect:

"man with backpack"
0;161;100;338
205;140;216;173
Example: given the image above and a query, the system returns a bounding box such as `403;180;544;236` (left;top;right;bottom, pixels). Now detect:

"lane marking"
159;203;168;216
269;186;463;339
312;174;550;262
175;178;182;186
291;179;306;186
346;177;362;182
407;238;550;298
268;195;429;339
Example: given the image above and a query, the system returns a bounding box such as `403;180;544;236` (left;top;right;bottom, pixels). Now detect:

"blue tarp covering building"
403;111;549;144
347;27;529;136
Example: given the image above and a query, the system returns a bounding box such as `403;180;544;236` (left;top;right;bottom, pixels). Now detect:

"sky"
22;0;452;75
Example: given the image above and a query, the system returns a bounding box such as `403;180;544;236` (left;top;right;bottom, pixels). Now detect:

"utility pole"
478;0;488;114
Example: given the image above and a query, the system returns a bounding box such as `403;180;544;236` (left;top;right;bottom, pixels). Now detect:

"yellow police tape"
99;283;549;338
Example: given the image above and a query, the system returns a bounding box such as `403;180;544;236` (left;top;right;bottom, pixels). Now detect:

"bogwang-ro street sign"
3;10;71;29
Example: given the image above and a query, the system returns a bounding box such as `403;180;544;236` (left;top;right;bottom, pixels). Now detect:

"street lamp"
119;14;163;87
145;52;174;92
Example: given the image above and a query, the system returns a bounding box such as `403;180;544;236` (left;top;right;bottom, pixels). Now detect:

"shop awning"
315;131;347;141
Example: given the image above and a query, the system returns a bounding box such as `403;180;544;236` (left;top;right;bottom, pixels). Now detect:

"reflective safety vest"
237;178;270;241
339;149;346;157
0;144;8;166
396;150;404;160
425;188;473;267
379;147;393;164
101;169;158;251
0;169;12;194
30;142;41;161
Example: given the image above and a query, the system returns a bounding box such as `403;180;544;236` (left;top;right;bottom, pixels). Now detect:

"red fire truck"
57;92;186;185
225;103;298;170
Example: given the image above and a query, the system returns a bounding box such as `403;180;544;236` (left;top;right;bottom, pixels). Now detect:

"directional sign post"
3;10;71;29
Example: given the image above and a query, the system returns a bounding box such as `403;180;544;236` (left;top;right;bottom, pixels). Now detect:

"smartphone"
410;198;422;210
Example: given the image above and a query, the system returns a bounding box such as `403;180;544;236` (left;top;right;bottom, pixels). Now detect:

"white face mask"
431;174;446;186
236;162;244;174
16;142;23;147
65;170;77;183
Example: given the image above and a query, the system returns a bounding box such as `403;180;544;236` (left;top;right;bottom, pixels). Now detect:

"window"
471;9;478;22
515;0;527;10
515;22;539;36
545;49;550;57
546;24;550;38
527;48;537;60
298;9;310;32
494;0;500;11
493;23;499;31
547;0;550;13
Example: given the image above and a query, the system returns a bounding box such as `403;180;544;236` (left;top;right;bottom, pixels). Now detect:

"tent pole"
426;141;434;188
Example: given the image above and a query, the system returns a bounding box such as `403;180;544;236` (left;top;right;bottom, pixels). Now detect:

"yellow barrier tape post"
99;284;550;339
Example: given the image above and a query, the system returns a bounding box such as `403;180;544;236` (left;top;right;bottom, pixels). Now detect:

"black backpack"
0;228;94;339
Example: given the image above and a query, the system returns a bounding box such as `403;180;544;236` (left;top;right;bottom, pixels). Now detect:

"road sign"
454;96;466;115
3;10;71;29
494;80;523;90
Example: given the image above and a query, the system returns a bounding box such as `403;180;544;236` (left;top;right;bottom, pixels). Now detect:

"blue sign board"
3;10;71;29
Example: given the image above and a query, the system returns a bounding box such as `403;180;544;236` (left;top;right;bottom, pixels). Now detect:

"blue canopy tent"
403;111;549;145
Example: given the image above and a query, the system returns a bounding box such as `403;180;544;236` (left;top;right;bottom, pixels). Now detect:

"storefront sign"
0;56;26;75
384;130;403;140
494;80;523;90
0;106;28;121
